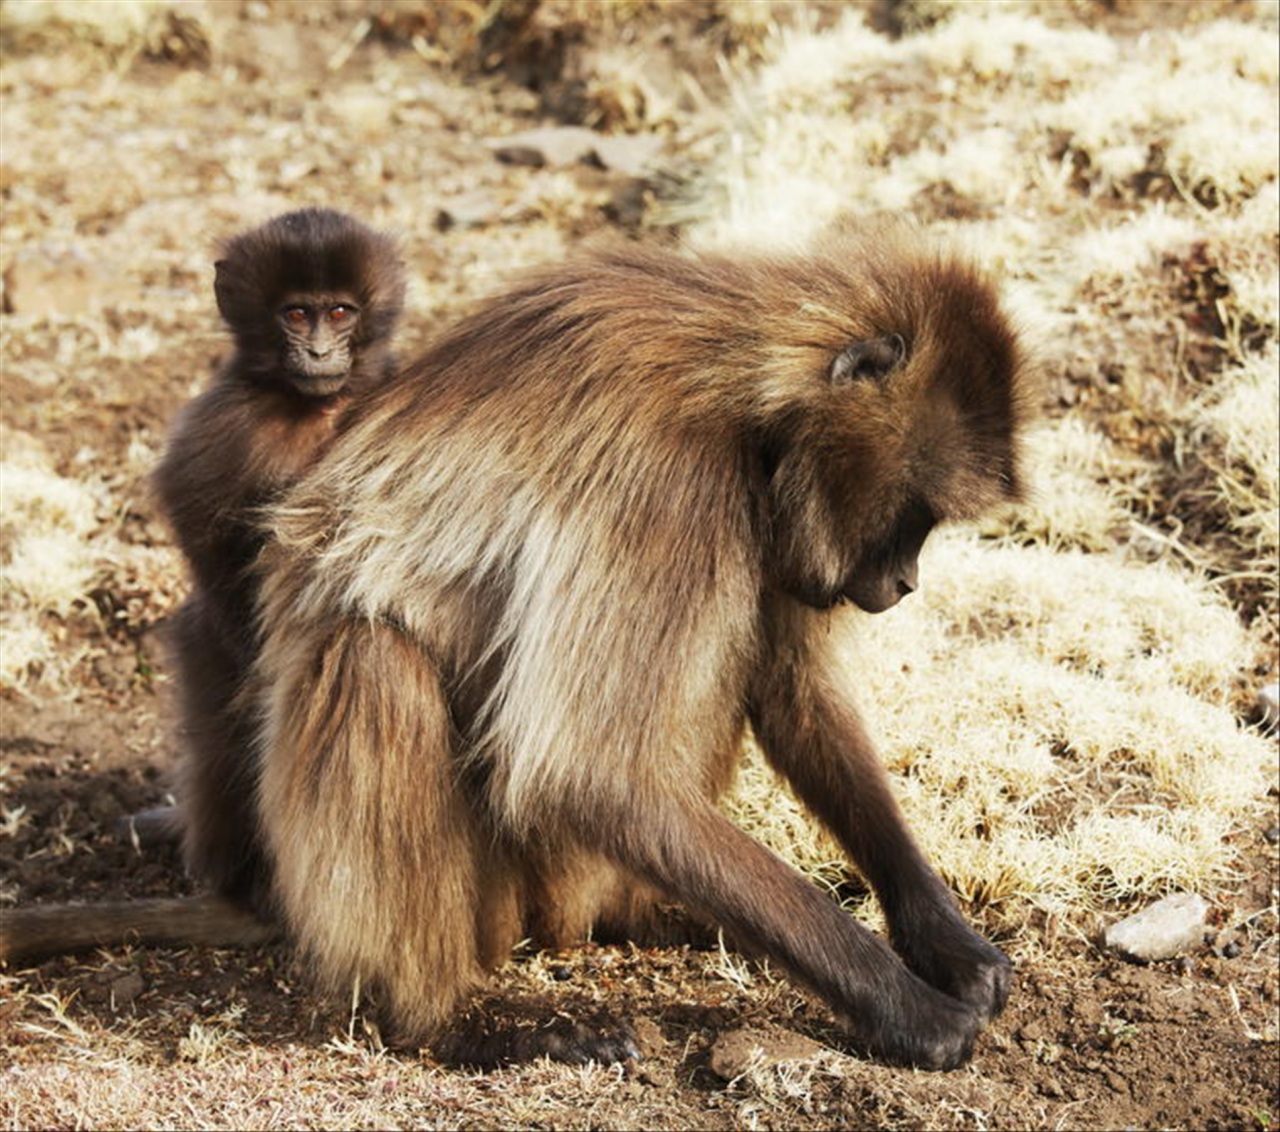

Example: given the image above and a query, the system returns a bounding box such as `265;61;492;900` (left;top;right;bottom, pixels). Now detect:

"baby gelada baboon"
153;208;405;911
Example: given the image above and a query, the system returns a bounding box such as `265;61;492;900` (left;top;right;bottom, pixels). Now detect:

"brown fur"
249;227;1036;1068
156;208;405;912
0;895;273;966
0;227;1032;1069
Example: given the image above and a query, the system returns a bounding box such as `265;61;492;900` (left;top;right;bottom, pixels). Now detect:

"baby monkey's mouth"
291;373;348;398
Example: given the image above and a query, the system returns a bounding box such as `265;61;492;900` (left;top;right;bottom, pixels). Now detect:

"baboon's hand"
893;907;1013;1025
843;975;983;1071
429;1009;640;1068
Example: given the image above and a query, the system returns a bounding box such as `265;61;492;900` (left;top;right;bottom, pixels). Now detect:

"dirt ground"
1;3;1277;1129
2;742;1277;1129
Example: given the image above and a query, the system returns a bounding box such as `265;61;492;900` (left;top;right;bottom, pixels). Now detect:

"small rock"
1016;1018;1047;1042
1222;940;1242;959
592;133;664;178
1102;893;1209;962
1257;682;1278;729
550;964;572;982
487;126;598;169
631;1016;666;1057
435;190;504;232
708;1027;825;1081
1263;825;1279;845
110;972;145;1007
3;242;116;316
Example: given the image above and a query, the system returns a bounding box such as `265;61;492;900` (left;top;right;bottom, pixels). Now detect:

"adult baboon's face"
766;314;1025;614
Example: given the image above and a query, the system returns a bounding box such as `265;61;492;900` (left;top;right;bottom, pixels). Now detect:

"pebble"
1263;826;1279;845
110;972;145;1007
1102;893;1209;962
707;1027;825;1081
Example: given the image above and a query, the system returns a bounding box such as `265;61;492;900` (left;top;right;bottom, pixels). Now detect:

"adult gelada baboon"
247;226;1035;1069
0;227;1033;1068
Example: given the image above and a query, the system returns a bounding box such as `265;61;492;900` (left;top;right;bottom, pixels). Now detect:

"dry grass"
1;0;1273;939
1;1;1278;1128
678;0;1279;934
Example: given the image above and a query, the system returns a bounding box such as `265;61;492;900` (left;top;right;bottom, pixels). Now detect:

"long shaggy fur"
254;226;1036;1067
157;209;405;911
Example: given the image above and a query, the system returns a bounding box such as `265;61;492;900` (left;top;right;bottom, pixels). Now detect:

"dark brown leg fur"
749;624;1011;1025
170;597;273;915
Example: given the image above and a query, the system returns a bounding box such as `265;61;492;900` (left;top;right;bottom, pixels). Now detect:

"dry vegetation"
1;1;1277;1129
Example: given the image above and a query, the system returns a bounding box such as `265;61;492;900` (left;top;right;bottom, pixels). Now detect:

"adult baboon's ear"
829;334;905;385
760;426;845;609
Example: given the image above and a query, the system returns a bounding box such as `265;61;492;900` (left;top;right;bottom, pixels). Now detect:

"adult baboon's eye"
829;334;906;385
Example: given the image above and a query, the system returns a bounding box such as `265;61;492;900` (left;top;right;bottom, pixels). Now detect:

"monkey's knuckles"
905;934;1013;1026
841;983;982;1071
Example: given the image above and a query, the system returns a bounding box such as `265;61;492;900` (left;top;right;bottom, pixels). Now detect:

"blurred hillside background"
1;2;1277;1129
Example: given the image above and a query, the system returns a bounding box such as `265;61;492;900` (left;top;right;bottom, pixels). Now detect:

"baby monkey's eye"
328;305;355;322
283;307;309;325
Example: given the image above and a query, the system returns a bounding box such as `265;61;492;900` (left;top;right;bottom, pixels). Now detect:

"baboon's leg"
258;621;633;1064
0;894;275;965
750;651;1011;1024
170;598;272;914
583;795;981;1070
526;851;716;951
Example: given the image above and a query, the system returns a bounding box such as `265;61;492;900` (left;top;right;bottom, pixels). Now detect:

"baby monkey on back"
150;209;405;914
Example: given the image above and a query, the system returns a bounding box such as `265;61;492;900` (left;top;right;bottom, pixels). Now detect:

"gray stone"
487;126;598;169
708;1027;825;1081
592;133;664;177
1102;893;1209;962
